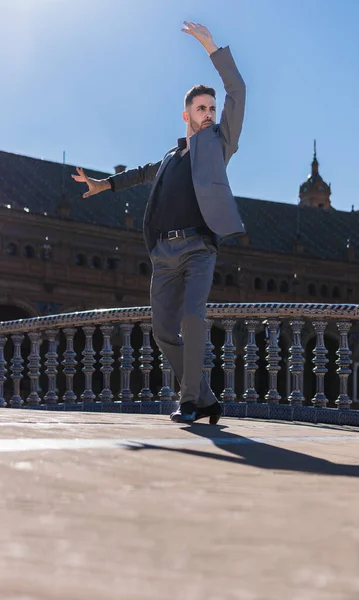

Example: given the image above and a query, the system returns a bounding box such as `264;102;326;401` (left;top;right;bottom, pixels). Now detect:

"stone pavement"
0;411;359;600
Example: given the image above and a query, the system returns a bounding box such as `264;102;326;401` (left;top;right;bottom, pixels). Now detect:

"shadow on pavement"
125;423;359;478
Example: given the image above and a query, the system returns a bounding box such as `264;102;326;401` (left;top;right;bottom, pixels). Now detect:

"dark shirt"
151;139;210;234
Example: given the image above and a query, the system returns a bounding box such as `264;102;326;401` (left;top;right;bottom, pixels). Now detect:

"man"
72;22;246;424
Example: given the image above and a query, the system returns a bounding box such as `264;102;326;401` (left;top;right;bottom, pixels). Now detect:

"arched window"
254;277;263;290
75;253;87;266
213;271;222;285
225;273;235;286
267;279;277;292
91;256;102;269
6;243;17;256
332;286;341;299
308;283;316;297
320;284;329;298
106;257;118;270
279;281;289;293
23;245;35;258
139;262;150;276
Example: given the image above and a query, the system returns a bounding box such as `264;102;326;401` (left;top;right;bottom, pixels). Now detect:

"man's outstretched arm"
183;22;246;159
71;162;161;199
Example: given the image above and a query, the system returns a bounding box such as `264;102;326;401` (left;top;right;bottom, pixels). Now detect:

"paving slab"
0;410;358;600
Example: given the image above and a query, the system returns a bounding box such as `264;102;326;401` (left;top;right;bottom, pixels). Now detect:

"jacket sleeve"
107;161;162;192
210;46;246;162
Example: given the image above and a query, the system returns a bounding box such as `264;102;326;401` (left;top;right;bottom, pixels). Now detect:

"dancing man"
72;22;246;424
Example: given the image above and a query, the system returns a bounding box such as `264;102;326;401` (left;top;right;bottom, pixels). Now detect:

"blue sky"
1;0;358;211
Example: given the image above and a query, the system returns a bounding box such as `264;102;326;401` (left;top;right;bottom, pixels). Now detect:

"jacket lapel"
154;150;176;182
144;149;177;226
189;126;216;171
189;132;198;171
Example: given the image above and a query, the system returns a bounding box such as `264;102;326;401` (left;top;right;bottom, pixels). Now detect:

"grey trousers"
150;233;218;408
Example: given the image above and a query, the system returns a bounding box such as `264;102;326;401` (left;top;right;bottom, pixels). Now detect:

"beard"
189;116;214;133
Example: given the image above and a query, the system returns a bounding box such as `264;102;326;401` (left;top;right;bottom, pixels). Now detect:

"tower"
299;141;331;209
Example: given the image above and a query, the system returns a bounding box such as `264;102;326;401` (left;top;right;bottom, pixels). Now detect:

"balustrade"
0;303;358;424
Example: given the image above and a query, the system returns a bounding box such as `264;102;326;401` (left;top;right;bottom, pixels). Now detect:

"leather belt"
157;227;210;241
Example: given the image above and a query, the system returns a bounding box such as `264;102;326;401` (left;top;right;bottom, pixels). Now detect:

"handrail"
0;303;358;334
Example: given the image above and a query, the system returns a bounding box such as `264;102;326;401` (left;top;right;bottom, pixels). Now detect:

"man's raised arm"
183;22;246;160
71;162;161;199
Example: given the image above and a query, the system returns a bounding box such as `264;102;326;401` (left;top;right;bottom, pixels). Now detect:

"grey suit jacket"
109;45;246;252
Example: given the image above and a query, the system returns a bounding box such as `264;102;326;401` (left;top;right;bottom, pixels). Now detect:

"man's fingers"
76;166;88;179
182;21;209;35
83;191;92;199
72;167;90;184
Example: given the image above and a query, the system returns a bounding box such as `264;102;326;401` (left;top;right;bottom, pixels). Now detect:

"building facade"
1;147;359;404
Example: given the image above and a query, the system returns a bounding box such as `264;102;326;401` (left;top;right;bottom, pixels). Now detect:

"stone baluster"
335;321;352;409
118;322;134;401
158;352;175;401
0;335;7;407
26;331;42;406
263;319;281;404
99;324;114;402
242;320;259;402
288;320;305;406
311;320;328;407
203;319;215;386
138;322;153;401
10;333;24;407
81;326;96;403
220;319;237;402
44;329;59;406
62;328;77;403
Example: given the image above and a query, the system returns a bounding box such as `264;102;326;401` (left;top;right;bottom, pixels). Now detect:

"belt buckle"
168;230;180;241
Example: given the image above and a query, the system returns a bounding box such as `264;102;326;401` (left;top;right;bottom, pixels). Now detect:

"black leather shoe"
170;401;197;423
194;401;222;424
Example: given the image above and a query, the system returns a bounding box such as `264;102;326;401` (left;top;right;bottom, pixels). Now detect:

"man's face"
183;94;216;134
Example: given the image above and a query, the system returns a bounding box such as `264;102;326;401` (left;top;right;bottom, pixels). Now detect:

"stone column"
242;320;259;403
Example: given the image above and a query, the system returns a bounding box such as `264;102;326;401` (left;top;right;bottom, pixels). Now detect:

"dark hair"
184;85;216;108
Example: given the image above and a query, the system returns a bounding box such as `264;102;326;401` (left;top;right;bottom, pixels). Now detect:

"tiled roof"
0;150;358;262
236;196;359;262
0;150;149;232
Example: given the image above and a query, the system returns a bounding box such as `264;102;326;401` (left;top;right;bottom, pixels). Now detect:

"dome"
299;141;331;209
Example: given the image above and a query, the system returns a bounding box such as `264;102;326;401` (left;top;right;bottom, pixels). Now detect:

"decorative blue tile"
339;410;359;426
43;404;65;411
269;404;294;421
292;406;317;423
159;400;178;415
83;402;102;412
121;401;141;414
101;402;121;413
64;403;83;412
315;408;342;425
140;401;161;414
247;403;270;419
222;402;247;418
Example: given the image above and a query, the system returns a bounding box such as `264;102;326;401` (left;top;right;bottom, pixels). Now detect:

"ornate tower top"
299;141;331;209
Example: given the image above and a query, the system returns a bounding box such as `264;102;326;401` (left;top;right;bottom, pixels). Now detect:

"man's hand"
181;22;218;55
71;167;111;198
